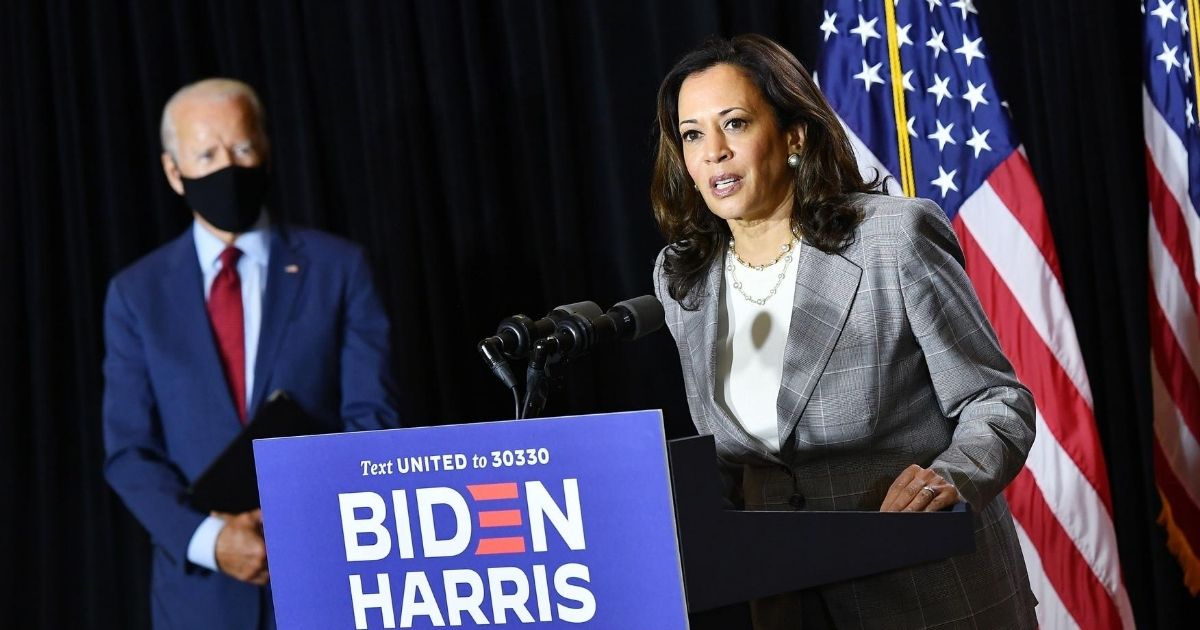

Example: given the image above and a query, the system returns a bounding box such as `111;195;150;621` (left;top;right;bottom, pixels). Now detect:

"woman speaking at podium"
650;34;1037;629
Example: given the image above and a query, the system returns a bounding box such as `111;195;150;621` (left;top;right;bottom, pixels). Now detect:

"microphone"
478;301;602;390
606;294;667;340
546;295;666;360
522;295;664;418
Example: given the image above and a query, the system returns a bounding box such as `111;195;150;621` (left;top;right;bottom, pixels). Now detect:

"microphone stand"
484;297;663;420
521;304;607;419
521;332;571;419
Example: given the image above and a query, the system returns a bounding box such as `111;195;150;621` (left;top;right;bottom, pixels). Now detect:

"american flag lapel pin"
285;264;300;274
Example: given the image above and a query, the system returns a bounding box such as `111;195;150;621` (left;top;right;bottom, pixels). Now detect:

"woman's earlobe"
789;125;807;149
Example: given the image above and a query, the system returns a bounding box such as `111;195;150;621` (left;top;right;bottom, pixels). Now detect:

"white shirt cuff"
186;515;226;571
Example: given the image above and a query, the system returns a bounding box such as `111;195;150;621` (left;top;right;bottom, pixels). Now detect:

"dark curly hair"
651;34;876;309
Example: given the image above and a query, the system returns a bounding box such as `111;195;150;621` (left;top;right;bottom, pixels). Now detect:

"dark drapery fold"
1;0;1195;627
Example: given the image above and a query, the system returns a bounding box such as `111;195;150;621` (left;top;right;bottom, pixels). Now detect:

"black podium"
668;436;975;627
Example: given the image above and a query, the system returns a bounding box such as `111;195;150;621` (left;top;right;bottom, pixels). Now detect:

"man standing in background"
102;78;400;629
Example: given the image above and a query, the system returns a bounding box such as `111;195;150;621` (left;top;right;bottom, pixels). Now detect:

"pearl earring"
787;153;801;168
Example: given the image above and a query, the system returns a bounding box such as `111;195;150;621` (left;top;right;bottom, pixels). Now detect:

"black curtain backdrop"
1;0;1195;627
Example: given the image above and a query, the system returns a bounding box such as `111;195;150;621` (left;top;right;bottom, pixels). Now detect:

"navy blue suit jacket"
102;225;400;629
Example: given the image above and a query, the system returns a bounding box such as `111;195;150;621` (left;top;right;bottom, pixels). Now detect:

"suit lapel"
777;241;862;445
164;231;244;430
677;254;722;416
248;228;307;417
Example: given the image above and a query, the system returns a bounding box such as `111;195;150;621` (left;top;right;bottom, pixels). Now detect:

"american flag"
817;1;1135;627
1144;0;1200;597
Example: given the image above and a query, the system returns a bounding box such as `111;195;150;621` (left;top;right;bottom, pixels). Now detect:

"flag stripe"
1026;410;1126;593
957;168;1094;406
955;204;1111;505
957;220;1135;626
1145;88;1200;281
1012;519;1080;630
1148;287;1200;441
983;151;1065;284
1150;358;1200;507
1006;469;1125;630
1150;211;1200;387
956;225;1125;584
1147;147;1200;319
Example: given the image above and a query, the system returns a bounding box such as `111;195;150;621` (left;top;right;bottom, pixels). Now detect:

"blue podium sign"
254;410;688;629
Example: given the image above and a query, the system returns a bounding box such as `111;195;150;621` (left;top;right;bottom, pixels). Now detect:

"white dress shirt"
186;213;270;571
715;244;801;453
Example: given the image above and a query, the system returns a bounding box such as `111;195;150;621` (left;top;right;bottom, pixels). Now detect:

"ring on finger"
920;485;937;497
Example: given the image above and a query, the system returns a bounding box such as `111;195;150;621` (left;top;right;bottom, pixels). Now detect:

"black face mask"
180;164;269;233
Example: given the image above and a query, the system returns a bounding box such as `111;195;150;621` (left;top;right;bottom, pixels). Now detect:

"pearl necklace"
726;234;800;306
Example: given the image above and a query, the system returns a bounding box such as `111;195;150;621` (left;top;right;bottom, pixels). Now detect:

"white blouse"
715;243;801;453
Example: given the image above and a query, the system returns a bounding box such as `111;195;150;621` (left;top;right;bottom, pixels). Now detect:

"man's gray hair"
159;78;267;160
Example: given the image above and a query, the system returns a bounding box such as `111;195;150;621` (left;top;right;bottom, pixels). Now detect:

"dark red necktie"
208;246;247;424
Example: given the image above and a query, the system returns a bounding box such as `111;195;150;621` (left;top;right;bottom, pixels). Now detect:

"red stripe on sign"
1005;469;1123;630
1154;441;1200;553
467;482;519;501
954;222;1114;512
478;510;523;528
475;537;526;555
986;151;1065;284
1148;291;1200;441
1147;148;1200;319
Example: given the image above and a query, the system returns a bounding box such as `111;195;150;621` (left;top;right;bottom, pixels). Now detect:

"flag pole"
882;0;915;196
1189;0;1200;114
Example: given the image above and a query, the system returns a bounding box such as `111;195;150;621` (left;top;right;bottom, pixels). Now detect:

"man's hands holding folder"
214;509;270;585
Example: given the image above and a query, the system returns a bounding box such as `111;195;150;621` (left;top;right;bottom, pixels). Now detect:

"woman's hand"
880;464;960;512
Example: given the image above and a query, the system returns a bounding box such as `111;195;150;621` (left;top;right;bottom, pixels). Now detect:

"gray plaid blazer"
654;194;1038;629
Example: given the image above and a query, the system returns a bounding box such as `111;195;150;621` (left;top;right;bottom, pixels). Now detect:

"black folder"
186;390;329;513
